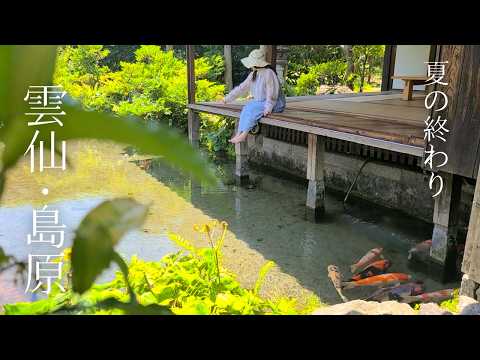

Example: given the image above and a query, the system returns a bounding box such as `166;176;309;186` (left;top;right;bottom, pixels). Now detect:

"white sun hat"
241;47;270;69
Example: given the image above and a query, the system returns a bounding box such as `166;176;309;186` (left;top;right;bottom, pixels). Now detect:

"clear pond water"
0;149;460;307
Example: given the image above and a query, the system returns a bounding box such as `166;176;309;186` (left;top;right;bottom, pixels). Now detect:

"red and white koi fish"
408;239;432;260
327;265;349;303
342;273;411;290
349;259;391;282
399;289;455;304
364;281;424;302
350;247;383;274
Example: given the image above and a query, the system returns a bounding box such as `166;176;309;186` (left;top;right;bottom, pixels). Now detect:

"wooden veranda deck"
189;91;427;157
188;90;428;222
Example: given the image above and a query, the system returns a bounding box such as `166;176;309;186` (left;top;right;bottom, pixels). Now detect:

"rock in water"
458;295;480;315
312;300;415;315
418;303;452;315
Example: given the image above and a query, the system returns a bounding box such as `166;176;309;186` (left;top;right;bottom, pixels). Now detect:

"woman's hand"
221;97;227;104
263;109;271;117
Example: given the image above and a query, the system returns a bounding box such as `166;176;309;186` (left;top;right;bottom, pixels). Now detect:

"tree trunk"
344;45;354;90
224;45;233;91
367;57;373;84
360;55;368;92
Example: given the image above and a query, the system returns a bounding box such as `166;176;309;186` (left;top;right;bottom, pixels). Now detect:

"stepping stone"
418;303;452;315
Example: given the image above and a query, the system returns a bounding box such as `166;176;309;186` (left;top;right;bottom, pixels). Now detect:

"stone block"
418;303;452;315
312;300;415;315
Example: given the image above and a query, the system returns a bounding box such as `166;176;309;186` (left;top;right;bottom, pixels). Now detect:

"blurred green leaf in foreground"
0;45;217;202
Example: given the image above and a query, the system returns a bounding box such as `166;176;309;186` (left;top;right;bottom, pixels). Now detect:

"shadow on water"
137;154;459;304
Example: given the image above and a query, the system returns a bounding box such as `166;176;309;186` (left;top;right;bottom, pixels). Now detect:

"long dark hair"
251;64;277;81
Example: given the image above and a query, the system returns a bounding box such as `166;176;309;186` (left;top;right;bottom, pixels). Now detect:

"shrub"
54;45;226;147
3;221;318;315
294;60;348;95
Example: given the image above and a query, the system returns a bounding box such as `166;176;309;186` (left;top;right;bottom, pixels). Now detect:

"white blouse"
224;68;280;113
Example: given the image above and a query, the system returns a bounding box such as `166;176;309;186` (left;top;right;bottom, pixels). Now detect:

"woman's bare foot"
229;131;248;144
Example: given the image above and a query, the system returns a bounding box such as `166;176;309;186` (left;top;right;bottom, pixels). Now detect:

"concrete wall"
247;134;474;225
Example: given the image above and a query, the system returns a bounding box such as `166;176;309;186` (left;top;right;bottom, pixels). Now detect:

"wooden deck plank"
189;93;426;157
285;99;427;124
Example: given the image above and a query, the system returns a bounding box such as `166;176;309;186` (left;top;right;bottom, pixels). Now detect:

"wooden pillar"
186;45;199;148
264;45;277;69
306;133;326;221
224;45;233;91
234;119;249;185
275;45;289;85
431;172;462;267
381;45;396;91
461;165;480;299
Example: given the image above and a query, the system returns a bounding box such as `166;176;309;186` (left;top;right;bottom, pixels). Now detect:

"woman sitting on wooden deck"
224;47;286;144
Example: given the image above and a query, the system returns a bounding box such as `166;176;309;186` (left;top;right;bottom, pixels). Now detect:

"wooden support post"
431;172;462;267
264;45;277;69
234;119;249;185
306;133;326;221
224;45;233;91
186;45;199;148
462;165;480;296
275;45;289;85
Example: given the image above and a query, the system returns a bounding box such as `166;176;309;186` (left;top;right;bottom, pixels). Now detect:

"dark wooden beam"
224;45;233;91
186;45;199;147
187;45;195;105
265;45;277;69
462;164;480;286
429;45;480;178
381;45;396;91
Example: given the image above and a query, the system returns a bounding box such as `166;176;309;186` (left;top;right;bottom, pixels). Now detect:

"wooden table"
391;75;429;101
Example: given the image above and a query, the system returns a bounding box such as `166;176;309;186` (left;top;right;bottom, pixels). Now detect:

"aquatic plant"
3;218;309;315
439;288;460;314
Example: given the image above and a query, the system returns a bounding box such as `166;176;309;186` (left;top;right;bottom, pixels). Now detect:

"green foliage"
0;45;217;191
4;221;308;315
286;45;344;86
199;114;234;156
0;45;218;302
351;45;385;92
286;45;385;94
294;60;348;95
101;45;141;71
54;45;228;152
439;289;460;313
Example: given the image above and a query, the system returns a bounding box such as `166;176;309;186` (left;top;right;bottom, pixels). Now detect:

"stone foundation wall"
247;134;474;225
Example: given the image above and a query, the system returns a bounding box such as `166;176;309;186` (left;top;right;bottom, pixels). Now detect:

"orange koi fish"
408;239;432;260
327;265;349;303
399;289;455;304
350;247;383;274
342;273;411;290
349;259;391;281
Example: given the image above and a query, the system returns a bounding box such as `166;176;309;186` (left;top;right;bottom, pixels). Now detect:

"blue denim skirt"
238;93;286;133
